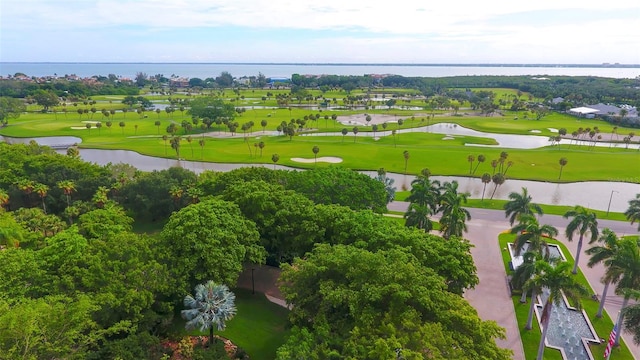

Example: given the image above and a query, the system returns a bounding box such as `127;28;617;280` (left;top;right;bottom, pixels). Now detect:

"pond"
304;123;640;150
51;148;639;213
1;135;82;148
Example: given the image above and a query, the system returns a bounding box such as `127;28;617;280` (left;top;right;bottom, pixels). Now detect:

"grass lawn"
498;233;634;360
175;288;289;360
3;95;639;184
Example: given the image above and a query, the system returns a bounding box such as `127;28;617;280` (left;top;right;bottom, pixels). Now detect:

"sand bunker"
291;157;343;163
71;126;89;130
548;128;559;133
442;136;455;140
529;130;541;133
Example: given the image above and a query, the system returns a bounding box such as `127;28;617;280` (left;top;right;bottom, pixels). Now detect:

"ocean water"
1;63;639;79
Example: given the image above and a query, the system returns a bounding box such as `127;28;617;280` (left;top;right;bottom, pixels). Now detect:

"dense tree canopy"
160;199;266;294
278;244;510;359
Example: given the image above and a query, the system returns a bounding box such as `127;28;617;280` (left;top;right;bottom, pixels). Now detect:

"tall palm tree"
467;154;475;174
524;260;588;360
504;187;543;226
564;206;599;274
473;154;486;175
510;214;558;260
586;228;621;318
438;181;471;239
403;150;410;174
602;237;640;346
33;183;49;214
271;153;280;170
182;281;236;346
490;172;505;200
558;158;568;180
480;173;491;201
625;193;640;231
56;180;76;208
312;146;320;164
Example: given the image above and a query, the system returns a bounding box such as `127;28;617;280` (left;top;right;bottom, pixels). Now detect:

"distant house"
551;97;564;104
169;77;190;88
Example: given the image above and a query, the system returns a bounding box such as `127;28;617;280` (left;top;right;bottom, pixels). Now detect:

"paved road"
389;201;639;359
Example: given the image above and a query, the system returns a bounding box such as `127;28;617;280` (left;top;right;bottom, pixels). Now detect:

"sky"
1;0;639;64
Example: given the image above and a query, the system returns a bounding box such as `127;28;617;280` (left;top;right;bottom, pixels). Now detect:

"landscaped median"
498;233;634;360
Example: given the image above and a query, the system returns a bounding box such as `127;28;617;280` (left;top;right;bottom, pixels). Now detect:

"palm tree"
480;173;492;201
406;175;441;213
622;289;640;346
510;214;558;260
403;150;410;174
524;260;588;360
119;121;126;135
564;206;599;274
182;281;237;346
170;136;181;159
312;145;320;164
438;181;471;239
602;237;640;346
511;251;541;303
504;187;543;226
271;153;280;169
467;154;475;174
352;126;359;143
586;228;621;318
490;173;505;200
404;203;434;232
341;128;348;143
198;139;205;159
625;194;640;231
558;158;568;180
473;154;486;175
57;180;76;208
33;183;49;214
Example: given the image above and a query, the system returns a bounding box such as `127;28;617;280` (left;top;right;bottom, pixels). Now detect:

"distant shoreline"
2;62;639;68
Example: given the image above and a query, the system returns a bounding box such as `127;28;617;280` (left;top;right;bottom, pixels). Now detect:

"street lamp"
606;190;618;217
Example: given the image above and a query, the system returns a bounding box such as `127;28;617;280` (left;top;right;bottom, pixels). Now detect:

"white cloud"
1;0;639;63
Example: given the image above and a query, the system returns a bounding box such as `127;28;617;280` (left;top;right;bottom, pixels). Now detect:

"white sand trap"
291;157;343;163
442;136;455;140
548;128;559;133
81;121;100;124
529;130;541;133
71;126;89;130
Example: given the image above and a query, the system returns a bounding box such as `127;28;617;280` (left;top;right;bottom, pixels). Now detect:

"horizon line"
2;62;640;68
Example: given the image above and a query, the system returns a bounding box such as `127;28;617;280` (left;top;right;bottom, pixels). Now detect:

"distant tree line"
0;76;139;98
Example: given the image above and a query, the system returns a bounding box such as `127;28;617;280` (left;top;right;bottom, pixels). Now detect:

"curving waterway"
2;135;639;213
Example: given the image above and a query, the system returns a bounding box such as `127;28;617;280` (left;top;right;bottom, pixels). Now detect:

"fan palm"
586;228;620;317
182;281;237;346
504;187;543;226
404;203;434;232
511;251;541;304
564;206;599;274
524;260;588;360
511;214;558;260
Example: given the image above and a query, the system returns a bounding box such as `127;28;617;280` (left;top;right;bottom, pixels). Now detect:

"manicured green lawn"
3;92;639;185
498;234;634;360
176;288;289;360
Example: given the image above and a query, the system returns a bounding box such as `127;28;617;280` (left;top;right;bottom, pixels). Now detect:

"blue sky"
1;0;639;64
